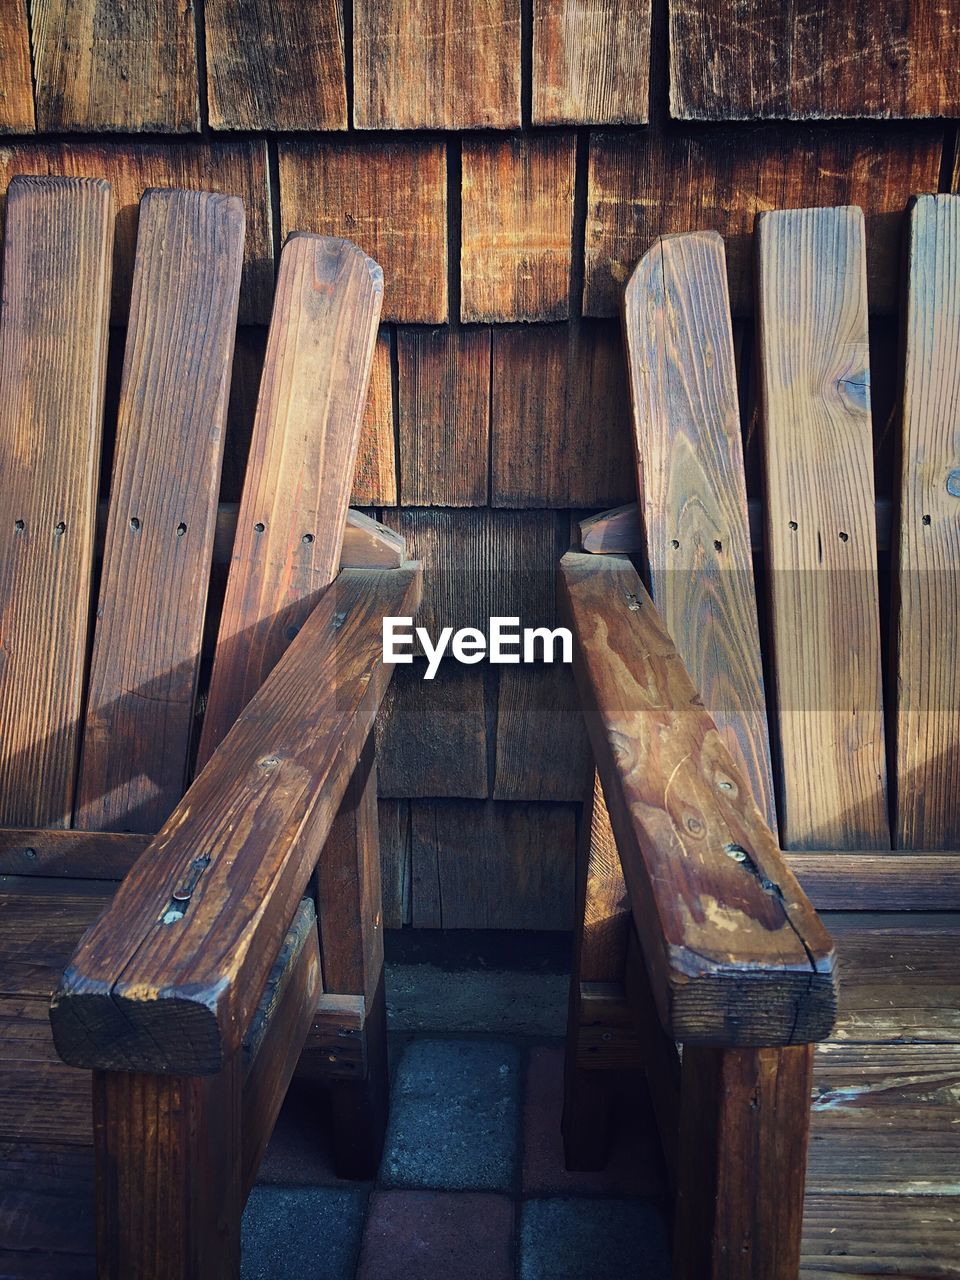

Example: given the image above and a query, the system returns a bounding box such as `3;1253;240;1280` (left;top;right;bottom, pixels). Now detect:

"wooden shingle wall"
1;0;957;930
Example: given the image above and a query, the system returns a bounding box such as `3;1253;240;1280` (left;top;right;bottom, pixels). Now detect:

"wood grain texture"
801;1193;960;1276
669;0;960;120
624;232;776;829
583;127;942;316
461;134;576;322
0;877;116;998
198;233;383;764
756;206;889;850
0;829;148;878
353;328;397;506
353;0;521;129
0;1;34;132
31;0;199;132
0;140;274;324
74;189;245;836
532;0;651;124
491;322;634;507
894;195;960;851
0;998;92;1147
0;176;114;828
786;852;960;911
340;510;406;569
0;1142;95;1269
411;799;576;930
377;799;411;927
398;326;491;505
492;664;592;801
279;139;446;324
205;0;347;130
560;551;837;1045
50;565;422;1074
376;660;488;799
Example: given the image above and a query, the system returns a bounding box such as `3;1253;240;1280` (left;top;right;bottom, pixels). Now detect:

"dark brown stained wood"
669;0;960;120
198;234;384;765
352;0;521;129
624;232;776;829
823;911;960;1043
378;799;411;928
222;327;267;503
205;0;347;130
0;877;115;996
74;189;246;836
0;177;114;828
411;799;576;930
278;139;447;324
492;664;592;801
532;0;651;125
398;327;490;505
0;1;34;132
49;564;422;1075
31;0;199;131
299;994;366;1080
0;1143;94;1267
786;853;960;910
461;134;576;323
0;829;148;878
340;510;406;568
380;507;565;651
375;660;488;799
801;1193;960;1276
491;323;635;507
674;1045;813;1280
757;207;889;851
353;328;397;506
894;195;960;851
0;997;92;1145
0;140;273;324
583;127;942;317
560;551;837;1045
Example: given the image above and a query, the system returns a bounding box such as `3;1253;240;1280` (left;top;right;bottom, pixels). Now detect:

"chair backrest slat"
197;234;383;767
0;176;114;827
624;231;777;829
73;188;245;835
894;194;960;851
756;206;889;851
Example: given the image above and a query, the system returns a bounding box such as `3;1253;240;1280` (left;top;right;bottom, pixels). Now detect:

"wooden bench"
0;176;420;1277
562;198;960;1278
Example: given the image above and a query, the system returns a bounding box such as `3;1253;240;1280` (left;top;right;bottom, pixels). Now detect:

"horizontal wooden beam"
785;853;960;911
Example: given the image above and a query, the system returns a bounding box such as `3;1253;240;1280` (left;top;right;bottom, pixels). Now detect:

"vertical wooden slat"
532;0;651;125
0;176;114;828
894;195;960;851
31;0;200;132
756;205;889;850
74;190;245;835
0;0;35;132
352;329;397;506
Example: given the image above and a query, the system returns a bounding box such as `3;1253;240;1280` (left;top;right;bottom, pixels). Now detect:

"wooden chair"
0;176;420;1278
562;197;960;1278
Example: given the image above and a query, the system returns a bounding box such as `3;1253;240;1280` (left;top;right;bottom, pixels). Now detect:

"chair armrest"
560;551;837;1047
50;563;422;1074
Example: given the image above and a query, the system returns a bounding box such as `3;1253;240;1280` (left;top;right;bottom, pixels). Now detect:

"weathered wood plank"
340;510;405;569
492;664;592;801
0;878;115;997
411;799;576;930
584;127;942;316
199;234;383;764
205;0;347;130
669;0;960;120
625;231;776;828
801;1193;960;1276
0;1;34;132
786;853;960;911
279;139;447;324
0;140;274;324
0;830;148;879
74;189;245;836
32;0;199;131
0;177;114;828
532;0;651;125
894;195;960;851
0;1142;94;1267
757;206;889;850
491;322;634;507
353;0;521;129
560;550;837;1045
353;329;397;507
0;998;92;1146
398;326;490;505
461;134;576;323
377;799;411;928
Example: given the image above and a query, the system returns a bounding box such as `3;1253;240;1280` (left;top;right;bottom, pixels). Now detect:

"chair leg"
673;1043;814;1280
312;731;389;1178
93;1053;242;1279
562;771;633;1170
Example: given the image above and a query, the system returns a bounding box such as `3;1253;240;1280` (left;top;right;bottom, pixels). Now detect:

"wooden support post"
312;731;389;1178
93;1054;242;1279
673;1043;813;1280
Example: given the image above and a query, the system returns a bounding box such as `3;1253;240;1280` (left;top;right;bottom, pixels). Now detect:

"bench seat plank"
801;1193;960;1277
